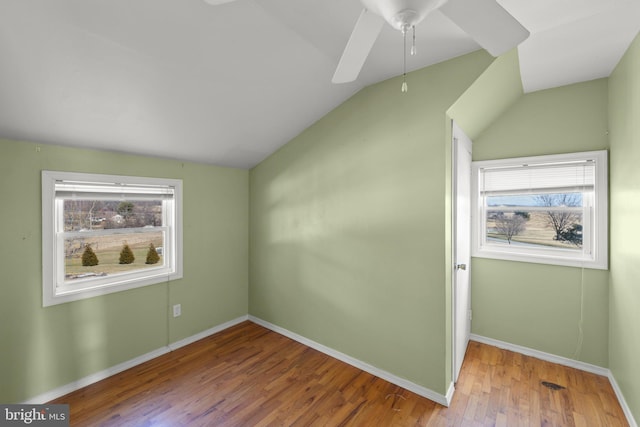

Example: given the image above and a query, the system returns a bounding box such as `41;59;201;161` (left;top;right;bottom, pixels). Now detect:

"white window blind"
471;150;608;270
42;171;183;306
54;181;175;200
480;161;595;196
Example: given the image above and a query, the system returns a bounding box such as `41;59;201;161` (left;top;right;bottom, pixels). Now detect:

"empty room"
1;0;639;425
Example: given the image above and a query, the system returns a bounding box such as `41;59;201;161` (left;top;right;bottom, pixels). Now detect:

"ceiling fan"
203;0;529;88
333;0;530;86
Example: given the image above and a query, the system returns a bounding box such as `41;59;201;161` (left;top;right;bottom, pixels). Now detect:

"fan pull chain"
401;27;408;93
411;25;416;56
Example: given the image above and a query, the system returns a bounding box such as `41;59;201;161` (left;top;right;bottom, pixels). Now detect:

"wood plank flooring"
50;321;628;426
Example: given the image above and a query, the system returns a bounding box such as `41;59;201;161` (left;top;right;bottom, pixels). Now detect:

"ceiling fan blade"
332;9;385;84
439;0;529;57
203;0;238;5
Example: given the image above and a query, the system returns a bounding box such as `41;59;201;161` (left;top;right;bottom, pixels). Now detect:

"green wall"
0;139;249;403
249;50;494;395
609;32;640;421
448;49;523;141
3;37;638;419
471;80;610;367
443;50;524;385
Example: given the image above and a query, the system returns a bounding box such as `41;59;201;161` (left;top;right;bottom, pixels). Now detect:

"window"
42;171;183;306
471;150;607;269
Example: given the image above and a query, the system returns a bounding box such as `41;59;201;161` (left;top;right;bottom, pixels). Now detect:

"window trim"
471;150;608;270
42;171;183;306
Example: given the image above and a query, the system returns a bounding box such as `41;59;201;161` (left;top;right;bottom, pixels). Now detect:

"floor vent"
541;381;566;391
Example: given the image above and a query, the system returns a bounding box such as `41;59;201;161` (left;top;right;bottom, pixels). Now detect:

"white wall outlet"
173;304;181;317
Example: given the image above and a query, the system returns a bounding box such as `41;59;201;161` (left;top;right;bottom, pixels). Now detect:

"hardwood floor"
50;321;628;426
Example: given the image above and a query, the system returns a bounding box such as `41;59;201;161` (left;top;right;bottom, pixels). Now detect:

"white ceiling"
0;0;638;169
506;0;640;93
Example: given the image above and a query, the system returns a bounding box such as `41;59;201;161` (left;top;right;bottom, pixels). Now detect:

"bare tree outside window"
494;213;527;244
473;151;607;269
535;194;581;245
64;200;102;231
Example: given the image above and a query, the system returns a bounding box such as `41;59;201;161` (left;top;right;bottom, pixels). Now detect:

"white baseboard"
22;315;249;404
25;319;634;426
470;334;637;427
249;315;450;407
169;315;249;351
445;381;455;405
470;334;609;376
608;371;638;427
22;347;171;404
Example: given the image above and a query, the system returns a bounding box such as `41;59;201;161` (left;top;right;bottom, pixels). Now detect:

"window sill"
472;249;608;270
44;270;182;307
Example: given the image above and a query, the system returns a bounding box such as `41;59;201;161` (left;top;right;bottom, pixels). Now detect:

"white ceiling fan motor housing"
360;0;449;31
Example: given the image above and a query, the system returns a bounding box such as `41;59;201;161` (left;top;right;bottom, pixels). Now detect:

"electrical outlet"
173;304;181;317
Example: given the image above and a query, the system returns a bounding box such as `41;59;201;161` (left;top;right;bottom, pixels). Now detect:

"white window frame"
42;171;183;306
471;150;608;270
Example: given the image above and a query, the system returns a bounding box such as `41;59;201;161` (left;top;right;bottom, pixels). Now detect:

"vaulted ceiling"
1;0;638;168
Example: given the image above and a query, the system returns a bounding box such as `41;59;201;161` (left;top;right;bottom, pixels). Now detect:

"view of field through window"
485;192;584;250
62;199;165;281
